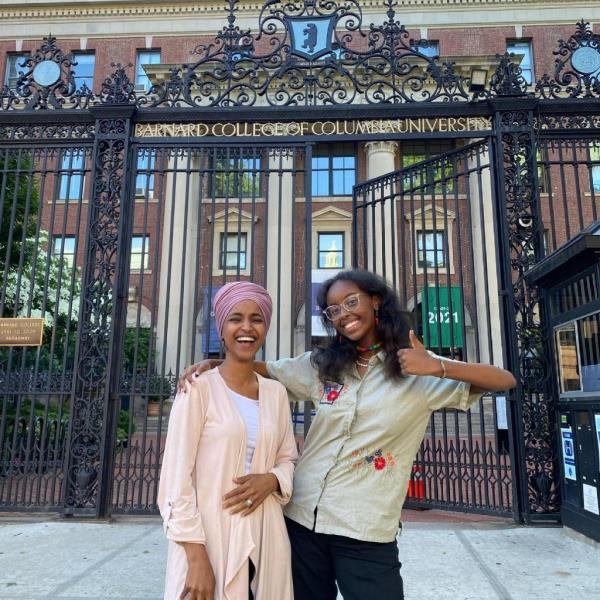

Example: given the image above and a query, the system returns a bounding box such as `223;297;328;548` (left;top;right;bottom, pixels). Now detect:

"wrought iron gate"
353;139;515;515
0;138;93;511
109;142;312;513
1;1;600;521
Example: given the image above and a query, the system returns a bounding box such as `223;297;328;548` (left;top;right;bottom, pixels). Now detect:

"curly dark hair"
311;269;413;384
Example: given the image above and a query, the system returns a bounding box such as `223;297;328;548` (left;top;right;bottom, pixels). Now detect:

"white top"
228;388;260;474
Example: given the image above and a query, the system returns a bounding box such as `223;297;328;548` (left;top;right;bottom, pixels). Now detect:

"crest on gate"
286;15;336;60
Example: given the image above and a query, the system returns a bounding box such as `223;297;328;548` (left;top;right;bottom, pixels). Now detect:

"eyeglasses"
322;293;370;321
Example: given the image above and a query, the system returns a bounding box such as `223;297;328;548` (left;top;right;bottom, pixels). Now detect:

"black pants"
285;517;404;600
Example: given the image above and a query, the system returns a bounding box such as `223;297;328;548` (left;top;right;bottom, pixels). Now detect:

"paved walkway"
0;512;598;600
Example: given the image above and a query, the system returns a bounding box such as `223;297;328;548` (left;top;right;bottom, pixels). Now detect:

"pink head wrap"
212;281;273;337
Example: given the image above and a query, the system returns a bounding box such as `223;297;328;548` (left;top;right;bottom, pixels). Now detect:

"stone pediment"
312;206;353;221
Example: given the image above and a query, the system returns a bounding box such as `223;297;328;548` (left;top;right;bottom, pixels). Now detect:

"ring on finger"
245;498;253;507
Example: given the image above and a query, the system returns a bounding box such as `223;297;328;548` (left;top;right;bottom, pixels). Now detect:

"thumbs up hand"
397;330;443;377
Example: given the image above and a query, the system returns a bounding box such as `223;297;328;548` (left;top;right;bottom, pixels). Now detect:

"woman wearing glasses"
180;269;516;600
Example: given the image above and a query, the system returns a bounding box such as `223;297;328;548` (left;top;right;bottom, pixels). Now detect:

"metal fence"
109;143;312;513
353;139;515;514
0;143;92;510
1;5;600;521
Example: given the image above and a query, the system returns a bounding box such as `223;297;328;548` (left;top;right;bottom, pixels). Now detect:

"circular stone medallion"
572;47;600;75
32;60;61;87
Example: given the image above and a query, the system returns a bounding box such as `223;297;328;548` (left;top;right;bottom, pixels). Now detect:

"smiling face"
325;279;379;347
221;299;267;362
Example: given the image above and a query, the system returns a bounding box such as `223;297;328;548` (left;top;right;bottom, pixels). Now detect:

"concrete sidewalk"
0;513;598;600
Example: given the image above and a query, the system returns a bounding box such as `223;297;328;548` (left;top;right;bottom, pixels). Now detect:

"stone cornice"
0;0;598;40
0;0;599;20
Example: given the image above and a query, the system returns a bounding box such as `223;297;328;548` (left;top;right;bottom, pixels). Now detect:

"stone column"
365;141;398;284
468;150;504;367
155;153;199;376
264;150;294;360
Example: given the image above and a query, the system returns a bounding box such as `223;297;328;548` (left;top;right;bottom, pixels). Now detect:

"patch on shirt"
348;447;397;475
319;381;346;405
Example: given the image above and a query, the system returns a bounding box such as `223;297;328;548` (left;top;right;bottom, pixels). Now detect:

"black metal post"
491;97;560;523
63;103;136;516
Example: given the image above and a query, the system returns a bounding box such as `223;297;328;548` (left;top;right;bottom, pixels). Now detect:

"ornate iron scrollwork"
0;122;95;140
99;64;137;105
64;112;132;512
536;20;600;98
134;0;476;107
490;53;529;98
1;15;600;109
497;109;559;516
5;36;93;109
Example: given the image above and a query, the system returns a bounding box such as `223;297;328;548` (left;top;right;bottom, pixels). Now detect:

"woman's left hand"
223;473;280;516
397;330;443;377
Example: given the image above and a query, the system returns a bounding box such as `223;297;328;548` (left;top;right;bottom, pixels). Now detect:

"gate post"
491;89;560;523
63;68;136;516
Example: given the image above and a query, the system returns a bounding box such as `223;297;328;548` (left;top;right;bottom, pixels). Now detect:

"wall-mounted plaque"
0;318;44;346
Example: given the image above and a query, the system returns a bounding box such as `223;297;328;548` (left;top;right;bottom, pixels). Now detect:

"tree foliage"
0;149;40;270
0;149;82;372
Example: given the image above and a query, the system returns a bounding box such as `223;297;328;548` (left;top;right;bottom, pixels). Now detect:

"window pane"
342;169;355;194
590;145;600;192
402;153;426;168
53;236;76;269
312;170;329;196
332;171;345;195
312;144;356;196
72;53;95;90
411;41;439;58
59;149;85;200
507;41;534;85
341;156;356;169
402;142;454;193
318;232;344;269
135;150;156;195
417;230;445;268
214;157;261;197
578;312;600;392
332;156;347;169
592;166;600;193
240;173;259;197
220;233;247;270
131;236;149;270
241;158;259;171
556;324;581;393
330;169;355;195
5;54;29;88
225;233;247;252
136;50;161;90
402;142;453;165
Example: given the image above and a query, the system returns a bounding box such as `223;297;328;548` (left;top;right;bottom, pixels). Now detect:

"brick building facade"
2;1;599;372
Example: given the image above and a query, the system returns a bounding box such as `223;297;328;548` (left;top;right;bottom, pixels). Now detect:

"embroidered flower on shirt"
347;447;396;476
365;449;394;471
373;456;386;470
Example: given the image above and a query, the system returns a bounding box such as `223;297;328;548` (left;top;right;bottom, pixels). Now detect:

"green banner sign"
422;286;464;349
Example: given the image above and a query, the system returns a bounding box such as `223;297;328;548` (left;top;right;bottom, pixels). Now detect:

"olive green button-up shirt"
267;351;482;543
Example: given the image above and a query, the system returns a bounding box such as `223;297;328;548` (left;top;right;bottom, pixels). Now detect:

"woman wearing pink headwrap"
158;282;297;600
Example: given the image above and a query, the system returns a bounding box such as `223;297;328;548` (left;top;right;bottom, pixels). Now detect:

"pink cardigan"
158;368;297;600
